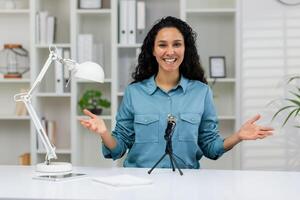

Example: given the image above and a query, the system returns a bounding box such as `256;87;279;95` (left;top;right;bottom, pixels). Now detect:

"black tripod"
148;115;183;175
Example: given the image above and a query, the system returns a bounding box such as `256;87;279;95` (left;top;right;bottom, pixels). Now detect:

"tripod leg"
170;154;183;176
148;153;167;174
168;154;175;171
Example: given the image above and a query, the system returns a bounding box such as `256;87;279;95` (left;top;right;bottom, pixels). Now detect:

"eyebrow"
157;39;183;43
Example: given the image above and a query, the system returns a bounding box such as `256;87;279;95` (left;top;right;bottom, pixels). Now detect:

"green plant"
272;76;300;128
78;90;111;115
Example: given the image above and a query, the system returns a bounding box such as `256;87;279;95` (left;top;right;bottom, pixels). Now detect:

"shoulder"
124;78;151;94
187;79;209;93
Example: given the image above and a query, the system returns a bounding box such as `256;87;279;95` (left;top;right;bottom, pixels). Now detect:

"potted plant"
272;76;300;128
78;89;111;115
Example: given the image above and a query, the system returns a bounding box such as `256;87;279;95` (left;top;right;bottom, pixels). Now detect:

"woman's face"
153;27;185;74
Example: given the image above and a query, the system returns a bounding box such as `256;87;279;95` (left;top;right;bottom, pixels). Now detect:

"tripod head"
164;115;176;141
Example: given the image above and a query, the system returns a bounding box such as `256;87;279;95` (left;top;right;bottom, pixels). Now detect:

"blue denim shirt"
102;75;225;169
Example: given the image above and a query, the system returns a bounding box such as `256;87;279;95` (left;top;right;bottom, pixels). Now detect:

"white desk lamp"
14;46;105;173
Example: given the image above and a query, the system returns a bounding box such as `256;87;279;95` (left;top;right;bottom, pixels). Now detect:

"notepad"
92;174;153;187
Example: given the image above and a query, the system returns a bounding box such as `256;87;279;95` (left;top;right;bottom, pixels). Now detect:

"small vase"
89;108;103;115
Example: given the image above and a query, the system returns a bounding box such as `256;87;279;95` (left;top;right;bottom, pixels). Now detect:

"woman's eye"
158;44;166;47
174;43;182;47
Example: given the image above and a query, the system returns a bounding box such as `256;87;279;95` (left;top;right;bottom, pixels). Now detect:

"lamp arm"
14;46;61;165
22;98;57;163
27;52;56;97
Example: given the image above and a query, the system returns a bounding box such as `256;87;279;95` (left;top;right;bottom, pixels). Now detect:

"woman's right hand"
79;109;108;136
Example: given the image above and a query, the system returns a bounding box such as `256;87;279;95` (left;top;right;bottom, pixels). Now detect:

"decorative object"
79;0;102;9
209;56;226;78
272;76;300;128
14;46;105;174
0;44;29;78
79;89;110;115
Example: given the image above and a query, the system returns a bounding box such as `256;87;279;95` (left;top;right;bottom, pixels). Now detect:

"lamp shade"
74;61;105;83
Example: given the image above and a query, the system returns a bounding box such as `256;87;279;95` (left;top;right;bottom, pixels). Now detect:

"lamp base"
36;162;72;173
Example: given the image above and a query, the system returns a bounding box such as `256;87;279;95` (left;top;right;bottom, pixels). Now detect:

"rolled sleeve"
198;87;225;160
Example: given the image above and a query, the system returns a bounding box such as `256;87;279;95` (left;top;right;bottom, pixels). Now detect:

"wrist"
235;131;243;142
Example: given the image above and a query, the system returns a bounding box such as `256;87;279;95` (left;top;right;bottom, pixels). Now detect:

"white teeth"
164;58;176;63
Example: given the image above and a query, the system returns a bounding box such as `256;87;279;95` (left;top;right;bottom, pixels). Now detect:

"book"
19;153;31;165
92;174;153;187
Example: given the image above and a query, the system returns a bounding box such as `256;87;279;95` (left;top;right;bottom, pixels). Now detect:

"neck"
155;70;180;91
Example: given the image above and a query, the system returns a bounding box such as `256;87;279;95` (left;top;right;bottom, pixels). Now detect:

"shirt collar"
145;75;188;95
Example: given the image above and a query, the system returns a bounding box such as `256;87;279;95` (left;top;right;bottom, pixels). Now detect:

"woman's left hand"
237;114;274;140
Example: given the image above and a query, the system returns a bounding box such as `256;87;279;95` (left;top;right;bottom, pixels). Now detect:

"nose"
166;46;175;55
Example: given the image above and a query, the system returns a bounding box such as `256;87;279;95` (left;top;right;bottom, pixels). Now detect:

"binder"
119;0;128;44
63;49;71;93
127;0;136;44
55;48;64;94
137;1;145;30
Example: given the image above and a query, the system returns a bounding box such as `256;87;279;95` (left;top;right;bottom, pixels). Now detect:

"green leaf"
286;98;300;106
287;76;300;84
282;108;298;127
272;105;296;121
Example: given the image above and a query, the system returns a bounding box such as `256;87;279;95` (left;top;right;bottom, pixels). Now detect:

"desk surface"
0;165;300;200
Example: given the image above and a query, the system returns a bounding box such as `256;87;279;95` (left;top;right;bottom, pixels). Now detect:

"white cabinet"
0;0;238;169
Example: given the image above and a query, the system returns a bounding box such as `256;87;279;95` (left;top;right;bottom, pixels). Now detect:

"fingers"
83;109;97;118
259;126;274;131
246;114;261;124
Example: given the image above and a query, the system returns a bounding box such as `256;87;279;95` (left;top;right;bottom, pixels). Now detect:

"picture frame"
209;56;226;78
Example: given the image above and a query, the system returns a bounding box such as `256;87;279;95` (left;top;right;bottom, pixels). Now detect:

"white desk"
0;165;299;200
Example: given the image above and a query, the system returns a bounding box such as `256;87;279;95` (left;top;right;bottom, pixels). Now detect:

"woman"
80;16;273;169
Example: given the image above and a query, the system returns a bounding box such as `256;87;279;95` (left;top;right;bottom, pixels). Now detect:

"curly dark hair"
132;16;207;84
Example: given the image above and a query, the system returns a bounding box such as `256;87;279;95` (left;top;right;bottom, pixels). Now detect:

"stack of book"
36;117;56;151
35;11;56;44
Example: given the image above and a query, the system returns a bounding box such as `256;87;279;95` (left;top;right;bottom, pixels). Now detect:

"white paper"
92;174;153;187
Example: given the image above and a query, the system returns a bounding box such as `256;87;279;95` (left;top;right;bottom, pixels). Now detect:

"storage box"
79;0;102;9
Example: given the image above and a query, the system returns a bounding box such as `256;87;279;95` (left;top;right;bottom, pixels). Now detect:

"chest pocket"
134;114;159;143
178;113;201;142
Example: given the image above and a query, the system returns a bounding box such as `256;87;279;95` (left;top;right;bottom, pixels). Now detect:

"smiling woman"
79;16;274;170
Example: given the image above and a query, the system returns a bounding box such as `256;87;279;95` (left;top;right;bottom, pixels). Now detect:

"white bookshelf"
182;0;237;170
0;0;239;170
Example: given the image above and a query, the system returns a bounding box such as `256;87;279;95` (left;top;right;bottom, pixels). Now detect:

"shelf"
0;115;30;120
35;43;71;48
0;78;30;83
77;115;112;120
117;43;142;48
117;92;124;96
76;78;112;83
37;149;71;154
186;8;236;15
207;78;236;83
0;9;30;14
35;93;71;97
76;9;111;14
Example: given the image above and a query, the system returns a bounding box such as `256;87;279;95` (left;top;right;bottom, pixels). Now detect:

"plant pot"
89;108;103;115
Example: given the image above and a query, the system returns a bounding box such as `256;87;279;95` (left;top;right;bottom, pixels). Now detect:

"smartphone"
33;173;86;181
